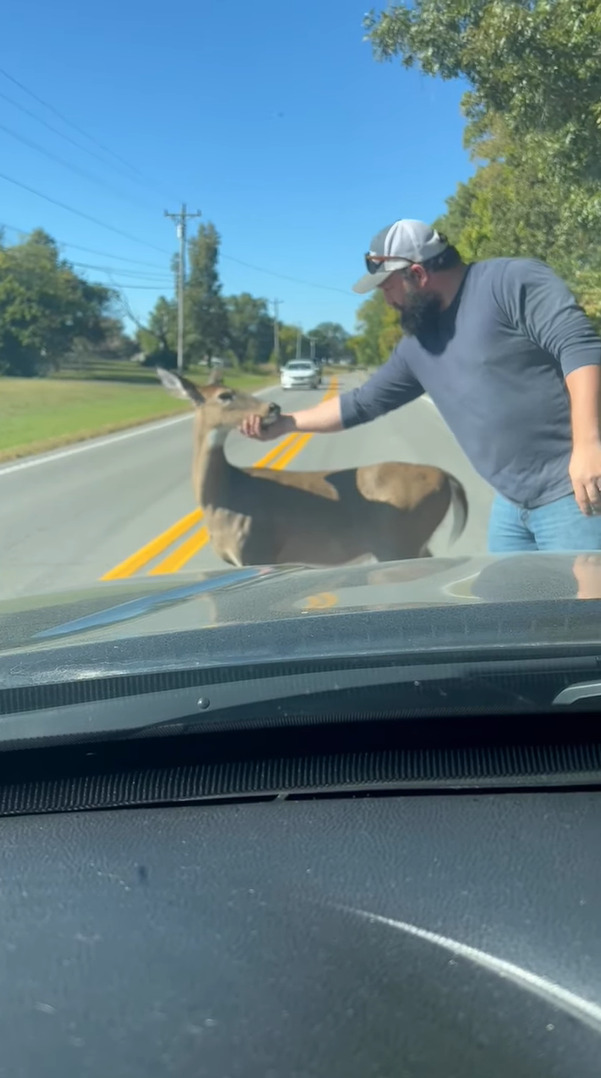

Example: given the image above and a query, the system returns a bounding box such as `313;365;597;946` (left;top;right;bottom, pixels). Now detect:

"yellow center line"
270;431;314;470
253;430;301;468
147;524;211;576
101;508;202;581
102;377;338;580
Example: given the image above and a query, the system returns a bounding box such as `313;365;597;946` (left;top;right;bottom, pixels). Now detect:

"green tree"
365;0;601;186
136;295;178;366
349;290;401;367
278;324;301;364
97;317;137;358
0;229;115;377
364;1;601;329
185;222;228;364
434;121;601;327
225;293;273;367
149;296;177;351
306;322;350;362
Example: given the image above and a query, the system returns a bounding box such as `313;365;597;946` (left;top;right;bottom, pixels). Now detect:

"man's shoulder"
465;258;563;315
470;256;555;287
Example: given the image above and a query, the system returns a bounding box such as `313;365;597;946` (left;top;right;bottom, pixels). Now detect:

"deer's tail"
447;475;469;544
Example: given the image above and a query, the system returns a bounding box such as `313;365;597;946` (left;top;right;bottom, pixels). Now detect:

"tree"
225;293;273;367
96;317;137;358
364;2;601;324
365;0;601;185
135;295;178;367
277;324;300;364
348;290;401;367
0;229;115;377
433;121;601;327
185;222;228;364
306;322;350;362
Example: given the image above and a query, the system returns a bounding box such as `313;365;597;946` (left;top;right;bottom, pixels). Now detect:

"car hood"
1;552;600;686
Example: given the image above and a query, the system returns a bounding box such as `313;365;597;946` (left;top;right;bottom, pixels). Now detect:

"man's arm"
565;364;601;514
500;259;601;514
240;343;423;441
239;394;343;441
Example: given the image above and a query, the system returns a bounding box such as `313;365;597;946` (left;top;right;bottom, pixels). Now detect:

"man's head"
353;219;464;335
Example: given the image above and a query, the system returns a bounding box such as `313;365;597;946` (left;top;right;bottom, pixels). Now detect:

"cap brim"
352;269;396;294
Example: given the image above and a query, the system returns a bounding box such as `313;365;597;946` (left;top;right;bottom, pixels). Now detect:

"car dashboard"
0;707;600;1078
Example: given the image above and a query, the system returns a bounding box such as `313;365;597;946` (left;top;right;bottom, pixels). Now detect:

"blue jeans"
488;492;601;552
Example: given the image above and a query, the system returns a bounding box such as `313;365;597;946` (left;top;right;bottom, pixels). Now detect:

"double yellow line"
102;378;338;580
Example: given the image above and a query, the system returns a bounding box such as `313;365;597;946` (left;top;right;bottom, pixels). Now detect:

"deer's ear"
156;367;205;405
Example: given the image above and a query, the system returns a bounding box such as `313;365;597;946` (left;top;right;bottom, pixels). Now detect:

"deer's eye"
217;391;234;402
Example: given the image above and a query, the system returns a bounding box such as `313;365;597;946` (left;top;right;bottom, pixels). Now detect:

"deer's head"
156;368;281;436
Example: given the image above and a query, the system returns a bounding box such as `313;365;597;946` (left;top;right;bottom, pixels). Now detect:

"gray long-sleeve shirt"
340;257;601;508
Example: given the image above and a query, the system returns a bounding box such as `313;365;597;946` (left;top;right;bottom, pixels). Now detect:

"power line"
0;66;152;182
0;121;155;210
0;171;171;255
70;261;172;281
0;83;178;205
0;213;351;297
0;221;168;269
0;87;139;181
105;283;174;290
224;252;351;295
0;75;350;298
56;244;166;269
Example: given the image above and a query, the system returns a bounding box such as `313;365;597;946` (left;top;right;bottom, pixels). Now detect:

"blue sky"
1;0;473;336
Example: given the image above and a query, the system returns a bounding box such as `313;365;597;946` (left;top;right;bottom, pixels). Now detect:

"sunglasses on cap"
364;253;411;275
364;232;449;275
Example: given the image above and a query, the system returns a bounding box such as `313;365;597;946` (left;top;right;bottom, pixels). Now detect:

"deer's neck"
192;424;236;511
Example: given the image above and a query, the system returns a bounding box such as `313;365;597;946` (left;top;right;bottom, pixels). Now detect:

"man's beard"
395;290;443;336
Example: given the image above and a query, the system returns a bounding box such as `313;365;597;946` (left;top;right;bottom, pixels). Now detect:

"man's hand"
569;441;601;515
239;413;295;442
240;395;344;440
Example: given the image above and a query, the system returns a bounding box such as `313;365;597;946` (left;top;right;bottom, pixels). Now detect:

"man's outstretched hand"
239;413;295;442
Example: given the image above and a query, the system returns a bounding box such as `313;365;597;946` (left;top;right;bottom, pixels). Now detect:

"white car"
280;360;321;390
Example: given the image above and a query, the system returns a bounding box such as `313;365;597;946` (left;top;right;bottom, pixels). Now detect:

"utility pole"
271;298;283;367
164;203;201;372
296;326;302;359
308;337;316;361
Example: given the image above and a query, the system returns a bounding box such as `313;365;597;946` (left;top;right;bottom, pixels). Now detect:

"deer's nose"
268;402;281;416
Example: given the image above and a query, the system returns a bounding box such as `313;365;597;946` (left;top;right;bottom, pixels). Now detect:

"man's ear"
156;367;205;405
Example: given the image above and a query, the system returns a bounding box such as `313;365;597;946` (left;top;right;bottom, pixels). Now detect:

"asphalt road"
0;373;493;601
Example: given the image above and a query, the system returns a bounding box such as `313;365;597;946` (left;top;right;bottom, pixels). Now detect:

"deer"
157;368;468;568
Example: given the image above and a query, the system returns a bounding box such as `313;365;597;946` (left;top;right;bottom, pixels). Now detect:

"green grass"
0;361;277;462
55;357;278;389
56;358;163;386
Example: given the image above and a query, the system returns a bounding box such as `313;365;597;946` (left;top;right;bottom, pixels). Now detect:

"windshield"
2;1;601;691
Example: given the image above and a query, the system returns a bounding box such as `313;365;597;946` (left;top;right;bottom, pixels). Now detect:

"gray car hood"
1;552;600;687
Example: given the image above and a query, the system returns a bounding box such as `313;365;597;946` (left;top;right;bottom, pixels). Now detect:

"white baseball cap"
353;219;449;294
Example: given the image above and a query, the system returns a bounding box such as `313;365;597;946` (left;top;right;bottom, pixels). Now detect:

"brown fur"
157;369;468;567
